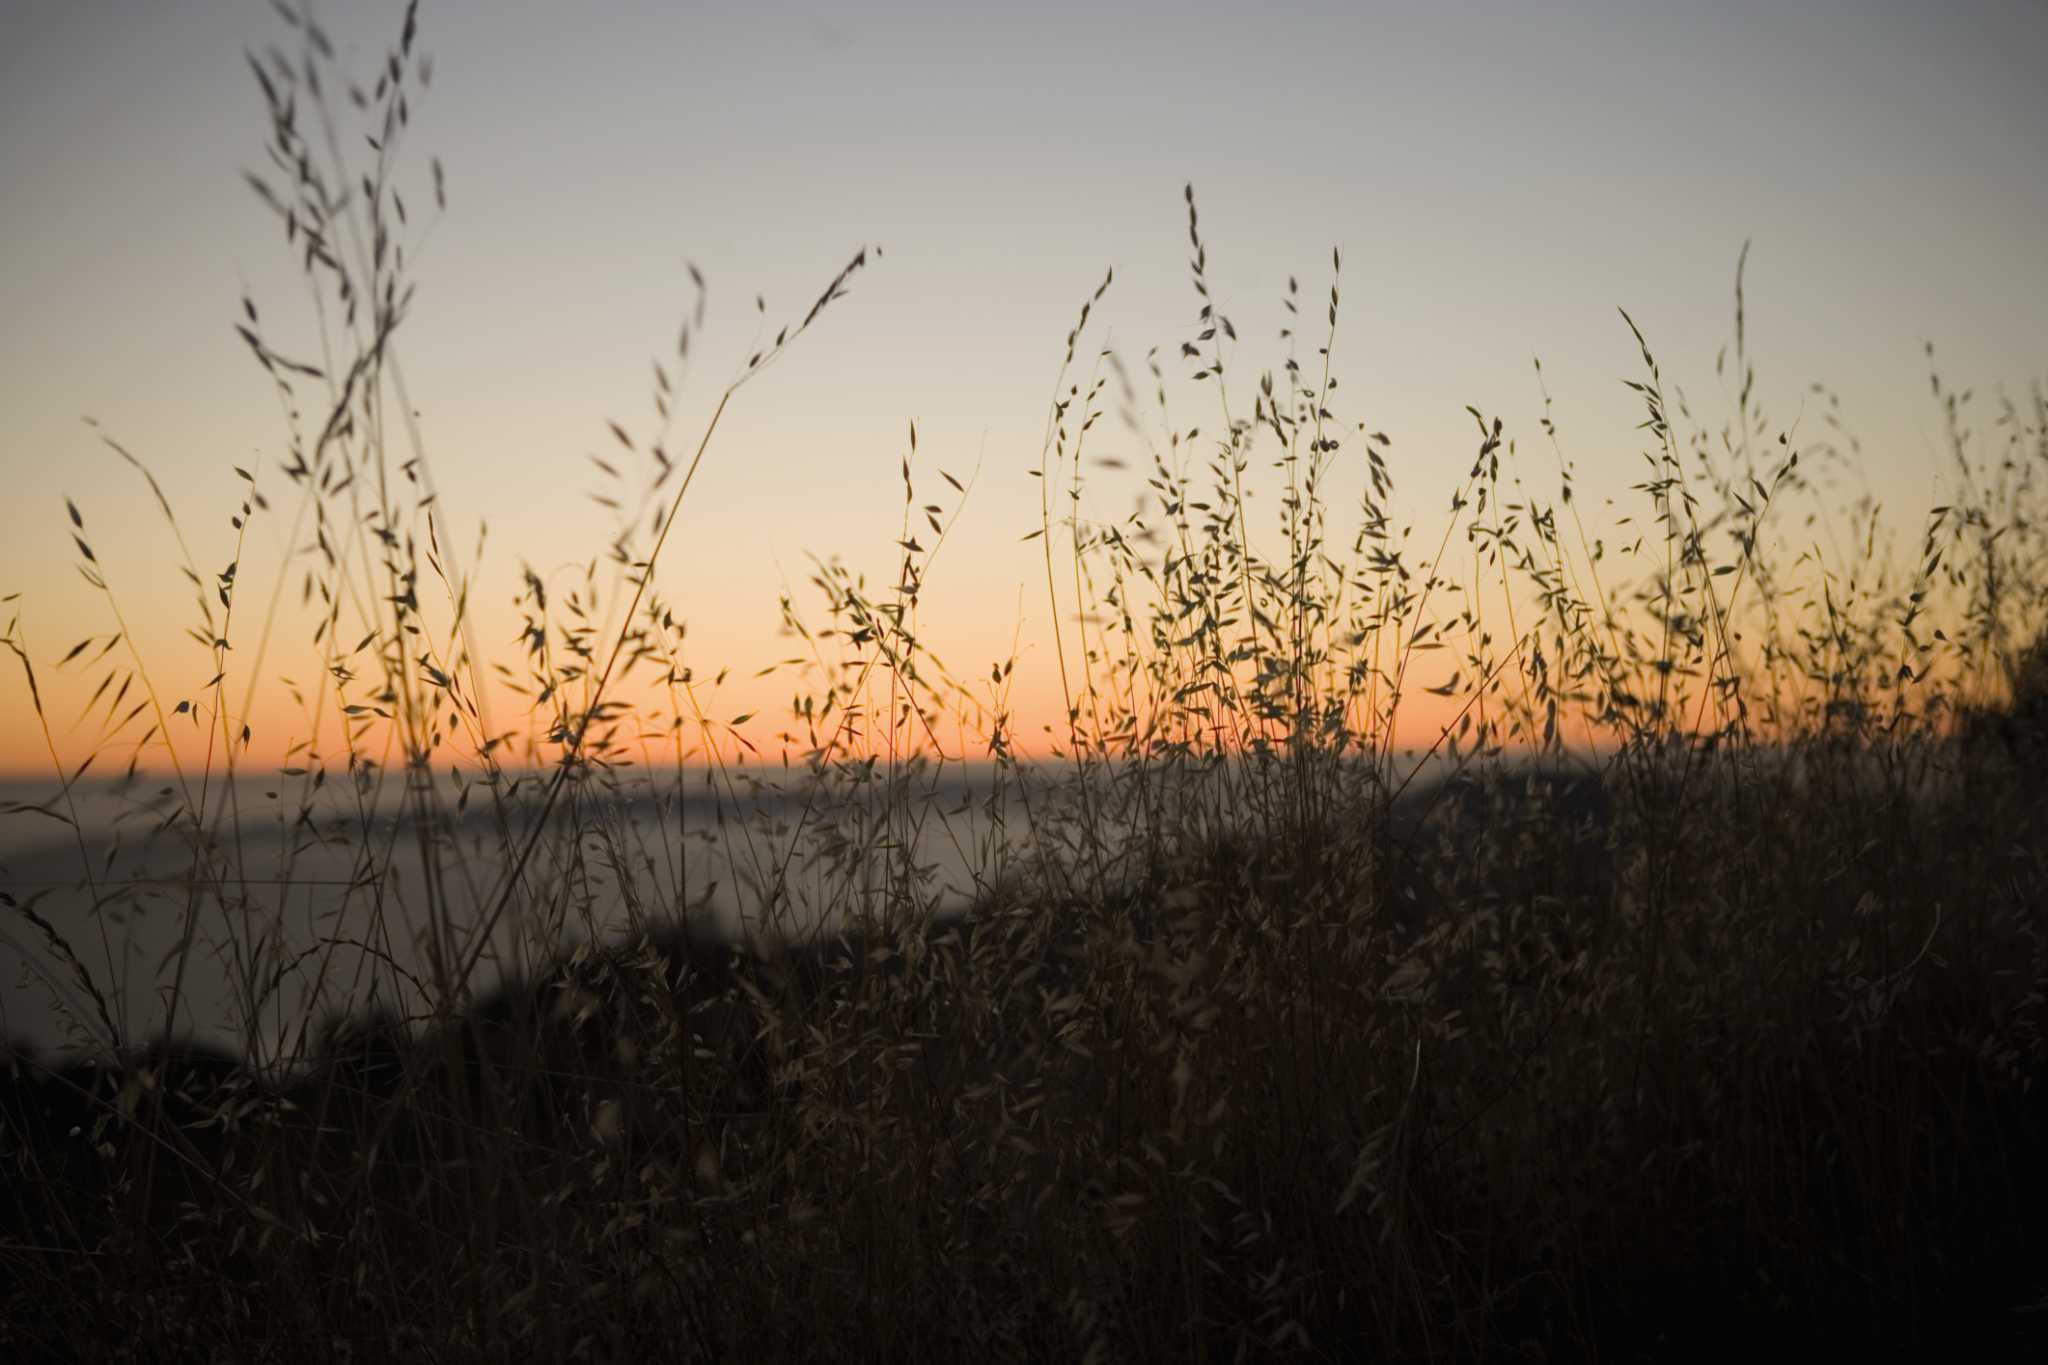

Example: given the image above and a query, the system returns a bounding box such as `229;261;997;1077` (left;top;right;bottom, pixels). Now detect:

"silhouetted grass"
4;4;2048;1362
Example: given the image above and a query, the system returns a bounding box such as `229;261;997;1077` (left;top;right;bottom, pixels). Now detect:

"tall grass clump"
4;4;2048;1361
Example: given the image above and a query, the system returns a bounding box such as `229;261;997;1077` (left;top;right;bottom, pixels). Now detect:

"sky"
1;0;2044;779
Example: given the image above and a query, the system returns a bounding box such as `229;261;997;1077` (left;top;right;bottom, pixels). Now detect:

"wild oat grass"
4;4;2048;1362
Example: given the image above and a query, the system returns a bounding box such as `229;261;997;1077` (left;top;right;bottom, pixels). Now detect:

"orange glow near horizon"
0;565;1486;782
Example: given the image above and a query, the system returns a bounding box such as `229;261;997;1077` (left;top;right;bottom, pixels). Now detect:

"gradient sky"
3;0;2044;777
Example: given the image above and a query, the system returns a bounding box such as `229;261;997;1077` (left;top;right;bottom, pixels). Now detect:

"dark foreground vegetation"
6;5;2048;1361
6;742;2048;1363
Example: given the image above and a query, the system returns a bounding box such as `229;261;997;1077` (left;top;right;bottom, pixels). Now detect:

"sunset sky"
2;0;2044;778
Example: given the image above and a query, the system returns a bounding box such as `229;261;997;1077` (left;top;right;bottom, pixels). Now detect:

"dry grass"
4;4;2048;1362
